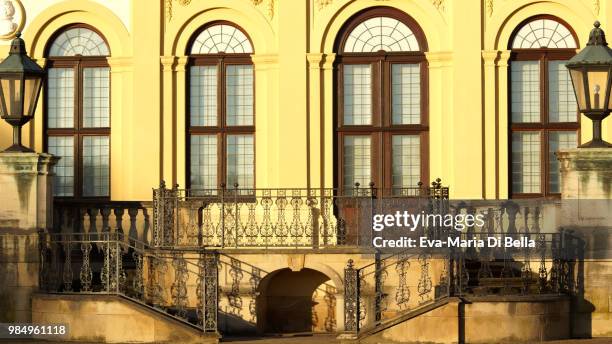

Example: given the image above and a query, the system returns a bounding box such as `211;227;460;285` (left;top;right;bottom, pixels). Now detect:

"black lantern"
0;33;45;152
566;21;612;147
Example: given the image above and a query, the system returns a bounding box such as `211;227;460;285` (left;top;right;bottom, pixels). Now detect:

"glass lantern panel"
569;69;587;111
0;76;23;117
586;69;609;110
23;76;42;118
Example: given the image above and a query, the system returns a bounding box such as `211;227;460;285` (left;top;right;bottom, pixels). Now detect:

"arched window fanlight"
190;24;253;54
343;16;420;53
48;27;109;56
511;18;577;49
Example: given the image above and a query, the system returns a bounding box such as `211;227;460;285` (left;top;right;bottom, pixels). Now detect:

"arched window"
335;8;428;194
187;22;254;191
509;16;579;197
45;26;111;198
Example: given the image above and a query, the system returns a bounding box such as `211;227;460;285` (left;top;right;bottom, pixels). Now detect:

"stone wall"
31;294;219;343
361;296;570;344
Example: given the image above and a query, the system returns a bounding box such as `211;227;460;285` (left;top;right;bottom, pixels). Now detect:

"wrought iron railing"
342;229;583;335
152;180;449;249
37;231;343;334
343;251;451;333
38;232;219;332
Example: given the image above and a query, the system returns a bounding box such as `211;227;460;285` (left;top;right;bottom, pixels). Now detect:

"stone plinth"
557;148;612;337
0;152;57;322
0;153;58;230
557;148;612;200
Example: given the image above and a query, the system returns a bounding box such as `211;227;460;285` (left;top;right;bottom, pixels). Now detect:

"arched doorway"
256;268;337;334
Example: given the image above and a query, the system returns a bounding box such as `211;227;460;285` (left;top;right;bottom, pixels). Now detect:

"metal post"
234;183;239;248
369;182;376;247
220;183;226;247
116;240;120;294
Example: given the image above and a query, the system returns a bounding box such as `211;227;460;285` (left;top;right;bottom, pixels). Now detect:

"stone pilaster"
0;152;58;322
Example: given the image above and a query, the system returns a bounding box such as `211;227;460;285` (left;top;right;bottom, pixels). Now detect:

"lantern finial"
587;21;608;46
9;32;26;55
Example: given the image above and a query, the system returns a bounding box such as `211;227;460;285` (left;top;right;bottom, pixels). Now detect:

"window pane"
343;136;371;190
392;64;420;124
226;134;254;189
190;135;217;189
82;67;110;128
511;61;540;123
549;131;576;193
343;17;419;53
512;132;541;194
343;65;372;125
392;135;420;189
549;61;577;122
190;24;253;54
190;66;217;126
82;136;110;197
47;68;74;128
48;136;74;197
48;28;109;57
226;65;253;126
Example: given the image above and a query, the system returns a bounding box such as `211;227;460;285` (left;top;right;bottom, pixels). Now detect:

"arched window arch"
335;7;428;195
44;25;111;198
508;16;579;197
187;22;255;191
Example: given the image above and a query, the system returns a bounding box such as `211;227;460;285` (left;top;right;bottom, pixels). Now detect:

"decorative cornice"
486;0;494;17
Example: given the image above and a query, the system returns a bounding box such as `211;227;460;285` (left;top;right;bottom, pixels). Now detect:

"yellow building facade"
0;0;610;201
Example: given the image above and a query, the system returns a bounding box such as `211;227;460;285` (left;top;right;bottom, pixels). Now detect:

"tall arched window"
335;8;428;194
187;22;255;191
509;16;579;197
45;25;111;198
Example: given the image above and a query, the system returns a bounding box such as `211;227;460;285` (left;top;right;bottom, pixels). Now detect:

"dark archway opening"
256;268;332;334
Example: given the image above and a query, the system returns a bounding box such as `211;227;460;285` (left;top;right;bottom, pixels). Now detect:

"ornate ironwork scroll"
344;259;359;333
227;258;243;315
374;254;387;321
79;241;92;292
538;233;548;293
132;251;144;298
417;253;432;304
148;256;166;307
171;254;188;319
395;253;411;309
203;252;219;332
